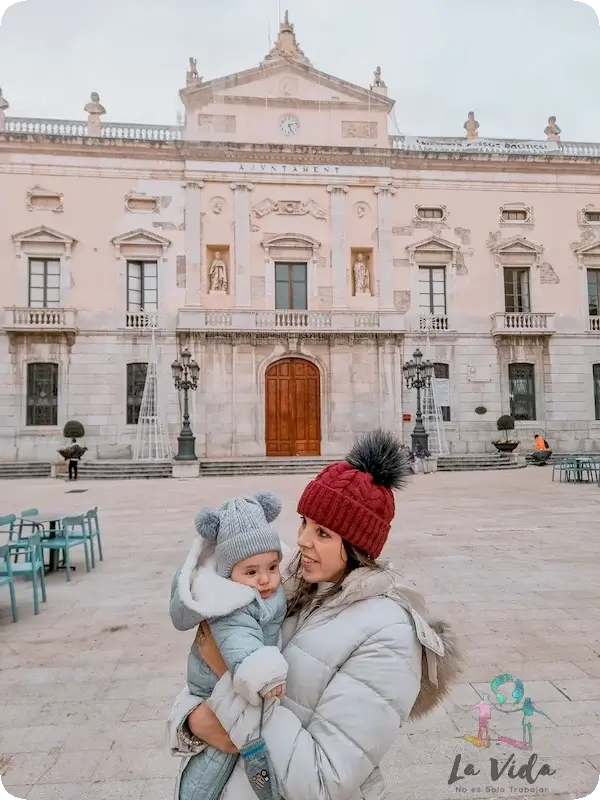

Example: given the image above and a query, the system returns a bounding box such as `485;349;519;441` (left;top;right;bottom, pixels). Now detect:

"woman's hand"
195;621;228;678
187;703;239;754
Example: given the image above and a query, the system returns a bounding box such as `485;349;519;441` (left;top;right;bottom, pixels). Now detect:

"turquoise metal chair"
14;508;41;561
0;544;17;622
0;513;17;542
40;515;91;581
0;534;46;615
85;507;103;568
552;457;576;483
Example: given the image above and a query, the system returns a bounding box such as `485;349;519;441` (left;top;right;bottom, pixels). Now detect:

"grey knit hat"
195;491;283;578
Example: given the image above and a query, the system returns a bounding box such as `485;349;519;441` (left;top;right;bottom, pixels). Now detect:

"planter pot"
493;441;519;453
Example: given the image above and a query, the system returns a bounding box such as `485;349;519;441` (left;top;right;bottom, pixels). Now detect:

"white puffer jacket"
169;554;460;800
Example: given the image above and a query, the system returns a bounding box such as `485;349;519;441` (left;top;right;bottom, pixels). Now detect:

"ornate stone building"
1;14;600;461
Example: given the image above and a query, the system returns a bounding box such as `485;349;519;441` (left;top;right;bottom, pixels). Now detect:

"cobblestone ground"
0;468;599;800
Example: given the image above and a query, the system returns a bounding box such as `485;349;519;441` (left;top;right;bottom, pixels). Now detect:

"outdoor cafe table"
19;511;85;573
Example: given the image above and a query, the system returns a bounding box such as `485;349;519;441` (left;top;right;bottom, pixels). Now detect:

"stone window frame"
18;356;67;434
578;204;600;228
111;229;171;317
261;233;321;309
126;362;149;426
433;362;451;422
489;236;544;313
499;203;533;227
593;363;600;422
11;225;76;308
508;362;537;422
572;240;600;322
406;235;460;330
414;205;448;224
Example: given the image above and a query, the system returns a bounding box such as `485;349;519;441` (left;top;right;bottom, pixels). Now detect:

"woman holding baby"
168;429;460;800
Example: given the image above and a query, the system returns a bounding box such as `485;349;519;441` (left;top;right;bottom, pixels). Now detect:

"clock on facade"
280;115;300;136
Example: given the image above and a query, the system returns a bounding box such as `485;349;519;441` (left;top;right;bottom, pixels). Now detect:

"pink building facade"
1;15;600;461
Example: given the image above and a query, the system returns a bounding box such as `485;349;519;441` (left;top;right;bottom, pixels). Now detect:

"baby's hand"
263;683;286;700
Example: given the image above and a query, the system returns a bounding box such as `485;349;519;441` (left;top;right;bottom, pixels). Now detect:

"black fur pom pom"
346;429;410;490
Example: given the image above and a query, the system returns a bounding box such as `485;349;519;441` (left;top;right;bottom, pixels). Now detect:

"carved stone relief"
540;262;560;284
198;114;236;133
393;290;411;313
211;197;226;215
352;252;371;296
354;202;370;219
571;229;597;251
125;192;160;213
499;203;533;227
317;256;327;269
252;198;327;221
454;227;471;245
485;231;503;249
392;225;415;237
152;221;177;231
26;186;64;213
578;204;600;229
393;258;410;268
455;252;468;276
251;276;266;301
208;250;228;293
341;121;378;139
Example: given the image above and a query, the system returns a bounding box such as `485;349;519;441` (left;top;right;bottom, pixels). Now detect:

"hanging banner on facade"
401;137;560;155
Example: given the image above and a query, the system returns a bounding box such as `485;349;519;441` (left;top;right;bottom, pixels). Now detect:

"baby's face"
230;551;281;599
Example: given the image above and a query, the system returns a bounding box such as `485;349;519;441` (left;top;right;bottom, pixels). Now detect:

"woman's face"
297;516;348;584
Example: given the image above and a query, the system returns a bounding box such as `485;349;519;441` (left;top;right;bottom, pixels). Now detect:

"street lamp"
403;348;434;457
171;347;200;461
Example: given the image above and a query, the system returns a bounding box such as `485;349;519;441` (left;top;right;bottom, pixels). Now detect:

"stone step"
438;454;526;472
0;462;52;479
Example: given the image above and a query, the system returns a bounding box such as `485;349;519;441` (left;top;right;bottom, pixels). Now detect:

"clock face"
280;115;300;136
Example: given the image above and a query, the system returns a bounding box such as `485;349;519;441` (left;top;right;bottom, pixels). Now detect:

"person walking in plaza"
167;429;461;800
60;438;87;481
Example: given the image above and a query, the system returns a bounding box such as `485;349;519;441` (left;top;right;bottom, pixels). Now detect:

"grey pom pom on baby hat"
195;491;283;578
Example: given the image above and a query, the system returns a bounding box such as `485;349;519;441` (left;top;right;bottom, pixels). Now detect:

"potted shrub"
493;415;519;453
63;420;85;440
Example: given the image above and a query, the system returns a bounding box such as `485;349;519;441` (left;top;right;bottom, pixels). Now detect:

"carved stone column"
374;184;396;310
327;185;349;310
183;180;204;305
231;183;253;309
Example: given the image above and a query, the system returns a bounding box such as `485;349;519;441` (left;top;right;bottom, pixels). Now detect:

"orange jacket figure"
534;434;548;451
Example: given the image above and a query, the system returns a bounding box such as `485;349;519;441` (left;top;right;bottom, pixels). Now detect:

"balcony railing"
419;314;449;332
178;309;405;334
491;312;555;335
590;316;600;332
3;307;77;332
125;311;159;329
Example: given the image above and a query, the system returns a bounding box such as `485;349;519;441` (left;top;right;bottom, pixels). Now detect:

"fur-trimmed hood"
281;548;461;720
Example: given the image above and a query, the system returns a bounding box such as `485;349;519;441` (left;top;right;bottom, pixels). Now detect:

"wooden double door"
265;358;321;457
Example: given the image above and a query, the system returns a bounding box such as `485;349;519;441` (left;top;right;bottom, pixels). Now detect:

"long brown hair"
285;540;383;619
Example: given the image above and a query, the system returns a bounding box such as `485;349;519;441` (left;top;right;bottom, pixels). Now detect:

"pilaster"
231;183;253;309
374;184;397;310
183;180;204;305
327;185;349;310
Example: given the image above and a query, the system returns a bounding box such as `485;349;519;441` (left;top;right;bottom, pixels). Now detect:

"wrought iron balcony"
491;312;555;336
3;306;77;334
177;309;405;334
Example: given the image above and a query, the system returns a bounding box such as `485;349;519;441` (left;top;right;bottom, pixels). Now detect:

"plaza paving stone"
0;468;599;800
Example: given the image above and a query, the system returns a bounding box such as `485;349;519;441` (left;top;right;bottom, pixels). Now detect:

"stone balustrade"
178;309;406;334
390;134;600;158
491;312;555;335
3;306;77;332
590;316;600;332
419;314;450;332
125;311;159;329
4;117;183;141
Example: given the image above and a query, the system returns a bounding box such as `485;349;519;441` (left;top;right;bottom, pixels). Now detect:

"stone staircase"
77;461;173;480
0;462;52;479
198;457;338;477
437;454;527;472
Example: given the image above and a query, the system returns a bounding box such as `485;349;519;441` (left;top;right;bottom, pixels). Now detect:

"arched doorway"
265;358;321;457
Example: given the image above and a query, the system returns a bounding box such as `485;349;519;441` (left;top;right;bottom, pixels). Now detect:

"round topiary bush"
63;420;85;439
496;415;515;442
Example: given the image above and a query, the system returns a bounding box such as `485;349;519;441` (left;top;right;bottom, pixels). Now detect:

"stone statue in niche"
464;111;479;140
545;116;561;142
209;251;228;293
353;253;371;296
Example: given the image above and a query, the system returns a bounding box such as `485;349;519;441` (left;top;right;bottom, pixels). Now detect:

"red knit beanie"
297;430;409;559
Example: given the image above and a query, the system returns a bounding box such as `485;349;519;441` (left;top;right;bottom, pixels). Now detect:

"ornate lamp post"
403;348;434;457
171;347;200;461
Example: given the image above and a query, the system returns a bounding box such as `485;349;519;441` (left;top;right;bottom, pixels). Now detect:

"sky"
1;0;600;141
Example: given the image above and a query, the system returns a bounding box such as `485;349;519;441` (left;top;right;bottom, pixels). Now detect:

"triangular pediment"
111;229;171;248
262;233;321;250
12;225;75;246
407;235;460;256
182;60;392;111
574;240;600;256
492;236;543;255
